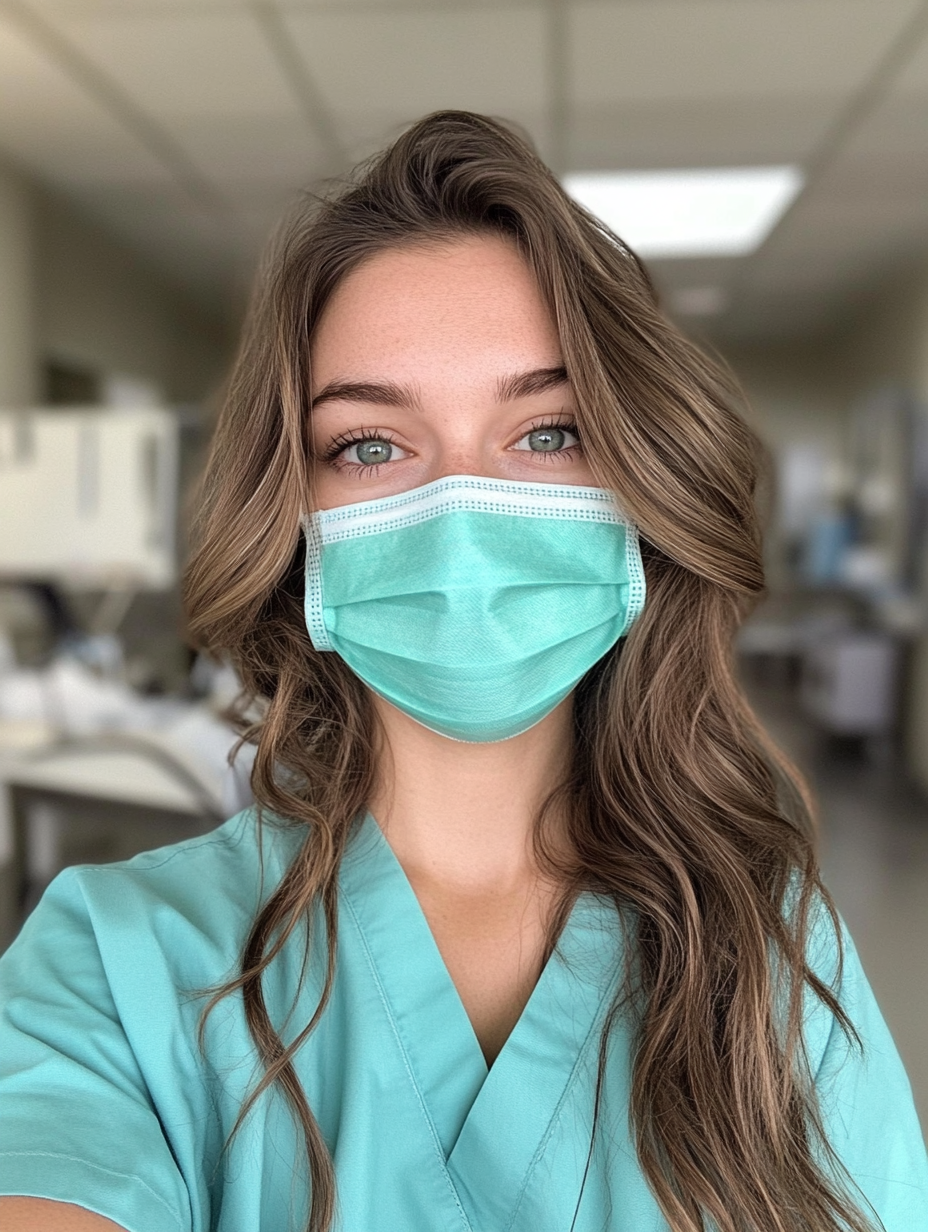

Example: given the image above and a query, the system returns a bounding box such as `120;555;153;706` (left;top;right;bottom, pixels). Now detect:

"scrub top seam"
73;813;253;877
501;974;620;1232
340;892;474;1232
852;1169;924;1190
0;1150;187;1230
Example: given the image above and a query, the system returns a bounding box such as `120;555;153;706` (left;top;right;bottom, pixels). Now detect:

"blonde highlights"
185;111;875;1232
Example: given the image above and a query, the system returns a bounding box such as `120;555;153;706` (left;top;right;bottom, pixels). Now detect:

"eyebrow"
311;379;413;410
496;366;569;401
310;366;570;411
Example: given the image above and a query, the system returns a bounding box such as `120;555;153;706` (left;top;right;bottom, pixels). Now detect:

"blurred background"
1;0;927;1133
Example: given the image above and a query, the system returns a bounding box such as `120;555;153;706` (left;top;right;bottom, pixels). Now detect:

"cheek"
501;449;597;486
308;456;343;511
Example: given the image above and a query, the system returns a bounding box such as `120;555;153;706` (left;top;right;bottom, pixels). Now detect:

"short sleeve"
811;917;928;1231
0;867;192;1232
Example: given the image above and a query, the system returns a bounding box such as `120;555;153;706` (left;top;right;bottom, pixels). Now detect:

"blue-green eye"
528;427;564;452
325;431;412;471
513;424;580;453
348;438;394;466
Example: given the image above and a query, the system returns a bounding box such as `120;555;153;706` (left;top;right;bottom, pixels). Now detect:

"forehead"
310;234;562;383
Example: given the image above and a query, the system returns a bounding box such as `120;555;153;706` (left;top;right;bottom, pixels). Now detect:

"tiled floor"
747;674;928;1136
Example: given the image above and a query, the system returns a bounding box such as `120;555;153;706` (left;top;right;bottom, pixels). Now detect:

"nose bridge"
433;452;485;481
429;393;495;482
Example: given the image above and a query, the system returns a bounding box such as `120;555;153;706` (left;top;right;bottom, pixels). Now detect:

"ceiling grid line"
1;0;230;216
251;0;346;174
759;0;928;257
707;0;928;330
0;0;922;340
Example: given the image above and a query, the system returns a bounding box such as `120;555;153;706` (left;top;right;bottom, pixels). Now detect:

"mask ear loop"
300;512;334;651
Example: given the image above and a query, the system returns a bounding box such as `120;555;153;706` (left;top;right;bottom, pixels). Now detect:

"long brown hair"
185;111;875;1232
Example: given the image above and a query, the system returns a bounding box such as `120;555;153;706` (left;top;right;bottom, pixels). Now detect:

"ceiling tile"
49;9;300;117
278;0;525;7
753;195;928;285
716;293;847;343
327;108;550;173
0;12;170;184
6;0;928;349
841;93;928;158
26;1;242;9
165;113;329;185
647;253;747;286
568;96;845;170
570;0;922;106
282;8;546;122
26;0;512;7
647;257;742;313
740;263;896;322
812;155;928;209
889;24;928;94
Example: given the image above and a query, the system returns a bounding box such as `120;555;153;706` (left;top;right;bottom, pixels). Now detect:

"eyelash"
321;418;582;473
321;428;403;474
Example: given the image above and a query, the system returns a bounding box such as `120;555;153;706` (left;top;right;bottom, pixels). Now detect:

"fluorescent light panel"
562;166;804;258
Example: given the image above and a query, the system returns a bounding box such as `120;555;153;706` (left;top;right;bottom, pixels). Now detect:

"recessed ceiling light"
562;167;804;258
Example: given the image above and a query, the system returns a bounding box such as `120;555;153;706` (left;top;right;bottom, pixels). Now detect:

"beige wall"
712;336;849;590
0;160;37;405
723;336;848;454
835;265;928;403
717;260;928;458
34;187;232;407
716;265;928;791
0;162;235;693
0;153;233;411
833;267;928;791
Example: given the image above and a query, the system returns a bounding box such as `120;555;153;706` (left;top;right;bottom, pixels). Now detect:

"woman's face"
309;233;596;509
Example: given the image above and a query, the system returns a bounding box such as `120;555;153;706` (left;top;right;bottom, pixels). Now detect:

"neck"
368;695;574;894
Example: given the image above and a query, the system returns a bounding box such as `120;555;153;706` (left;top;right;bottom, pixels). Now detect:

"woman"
1;111;926;1232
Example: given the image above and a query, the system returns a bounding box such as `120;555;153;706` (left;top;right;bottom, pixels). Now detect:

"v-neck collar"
338;813;625;1230
445;891;623;1228
339;814;488;1158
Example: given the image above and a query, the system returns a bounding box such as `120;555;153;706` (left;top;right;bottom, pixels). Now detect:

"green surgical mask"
303;475;646;742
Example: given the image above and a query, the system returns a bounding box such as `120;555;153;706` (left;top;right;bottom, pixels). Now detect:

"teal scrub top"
1;809;926;1232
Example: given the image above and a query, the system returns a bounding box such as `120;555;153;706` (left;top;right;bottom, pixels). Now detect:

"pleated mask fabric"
302;474;646;742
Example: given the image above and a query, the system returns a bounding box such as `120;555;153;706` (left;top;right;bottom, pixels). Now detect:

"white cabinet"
0;408;178;588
